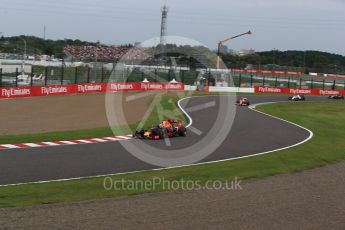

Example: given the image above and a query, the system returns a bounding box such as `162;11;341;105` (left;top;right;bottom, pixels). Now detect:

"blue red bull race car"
133;119;187;140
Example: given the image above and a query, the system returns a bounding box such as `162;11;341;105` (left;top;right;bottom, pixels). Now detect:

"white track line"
0;97;314;187
177;96;193;128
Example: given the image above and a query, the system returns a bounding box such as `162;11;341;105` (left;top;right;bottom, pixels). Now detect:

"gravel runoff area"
1;161;345;229
0;92;162;135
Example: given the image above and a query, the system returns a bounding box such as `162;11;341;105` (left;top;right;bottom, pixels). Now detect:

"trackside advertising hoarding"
254;86;344;96
0;82;184;99
106;82;184;92
231;69;302;76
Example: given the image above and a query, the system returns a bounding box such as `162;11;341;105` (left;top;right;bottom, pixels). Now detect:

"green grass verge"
0;100;344;208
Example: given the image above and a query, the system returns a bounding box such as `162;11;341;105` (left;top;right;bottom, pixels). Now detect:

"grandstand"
63;45;153;61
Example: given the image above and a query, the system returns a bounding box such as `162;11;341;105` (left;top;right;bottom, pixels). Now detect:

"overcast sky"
0;0;344;54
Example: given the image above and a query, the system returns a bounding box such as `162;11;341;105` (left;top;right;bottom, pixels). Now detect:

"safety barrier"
254;85;344;96
232;69;302;76
0;82;184;99
208;87;254;93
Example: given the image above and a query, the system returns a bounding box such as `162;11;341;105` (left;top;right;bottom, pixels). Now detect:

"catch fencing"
1;65;345;91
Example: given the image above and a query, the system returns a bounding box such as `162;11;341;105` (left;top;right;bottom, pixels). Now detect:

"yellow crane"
216;30;252;69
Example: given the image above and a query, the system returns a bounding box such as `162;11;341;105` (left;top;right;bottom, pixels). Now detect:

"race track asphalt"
0;95;327;185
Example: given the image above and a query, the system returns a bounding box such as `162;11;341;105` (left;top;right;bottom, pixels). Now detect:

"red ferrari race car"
133;119;187;140
236;98;250;106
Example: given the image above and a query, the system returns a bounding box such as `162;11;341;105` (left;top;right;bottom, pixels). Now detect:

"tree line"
221;50;345;74
1;35;344;74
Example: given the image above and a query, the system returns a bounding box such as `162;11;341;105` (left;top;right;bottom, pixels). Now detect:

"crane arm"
218;37;232;45
218;31;252;45
216;30;252;70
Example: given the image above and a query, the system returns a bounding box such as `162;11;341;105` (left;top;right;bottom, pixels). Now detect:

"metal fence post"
262;75;265;86
30;66;34;87
322;79;325;90
207;70;211;86
332;80;336;90
0;68;2;87
311;78;313;89
287;77;290;88
101;65;104;83
74;67;78;84
15;68;18;87
61;66;64;85
125;67;128;81
181;70;185;84
250;74;253;87
45;67;48;85
239;74;242;87
343;80;345;90
275;76;278;87
86;66;90;83
168;69;171;82
87;67;90;83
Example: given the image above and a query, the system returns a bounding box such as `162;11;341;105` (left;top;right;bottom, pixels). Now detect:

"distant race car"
236;98;250;106
133;119;187;140
328;94;344;99
288;95;306;101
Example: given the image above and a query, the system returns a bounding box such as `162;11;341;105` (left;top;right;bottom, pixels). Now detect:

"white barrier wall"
209;87;254;93
184;85;197;91
0;63;32;73
184;85;254;93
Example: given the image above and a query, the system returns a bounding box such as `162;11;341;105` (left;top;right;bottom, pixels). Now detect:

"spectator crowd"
63;45;153;61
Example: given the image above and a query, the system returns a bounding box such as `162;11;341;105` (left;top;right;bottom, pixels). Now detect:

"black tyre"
178;127;187;137
151;126;164;139
134;128;145;138
136;128;145;135
158;130;165;139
